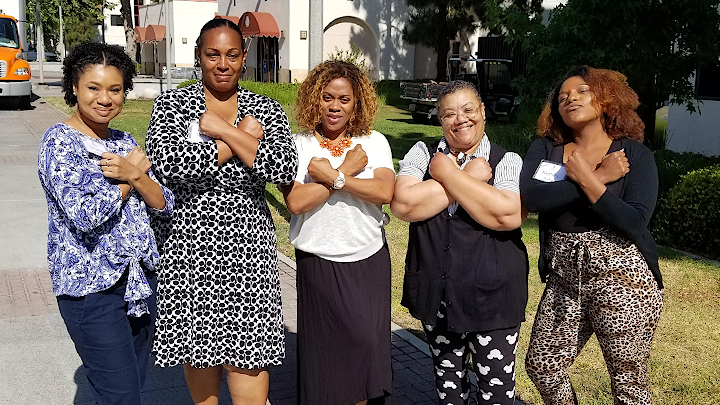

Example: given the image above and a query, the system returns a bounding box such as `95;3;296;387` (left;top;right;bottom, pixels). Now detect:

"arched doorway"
323;17;379;80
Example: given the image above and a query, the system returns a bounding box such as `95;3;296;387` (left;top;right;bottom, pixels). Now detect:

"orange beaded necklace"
317;129;352;157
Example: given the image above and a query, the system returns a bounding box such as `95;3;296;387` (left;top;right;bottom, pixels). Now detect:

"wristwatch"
331;170;346;190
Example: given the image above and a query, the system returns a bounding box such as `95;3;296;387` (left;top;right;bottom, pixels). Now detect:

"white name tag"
533;159;567;182
81;137;109;157
187;120;213;143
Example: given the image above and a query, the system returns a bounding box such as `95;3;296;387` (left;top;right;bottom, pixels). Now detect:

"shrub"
653;149;720;200
375;80;407;107
328;45;368;72
653;165;720;259
177;79;199;89
239;80;299;106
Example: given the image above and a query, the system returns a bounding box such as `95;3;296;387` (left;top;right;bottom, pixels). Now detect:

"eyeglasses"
439;106;481;125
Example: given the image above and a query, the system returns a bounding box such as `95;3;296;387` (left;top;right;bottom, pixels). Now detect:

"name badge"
81;137;109;158
533;159;566;182
187;120;213;143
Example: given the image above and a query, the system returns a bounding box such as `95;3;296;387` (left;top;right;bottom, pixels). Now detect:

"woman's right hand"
237;115;264;140
338;144;367;176
428;152;458;183
595;150;629;184
307;157;337;185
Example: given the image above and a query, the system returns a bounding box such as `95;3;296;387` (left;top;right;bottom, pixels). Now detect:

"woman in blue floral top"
37;42;174;405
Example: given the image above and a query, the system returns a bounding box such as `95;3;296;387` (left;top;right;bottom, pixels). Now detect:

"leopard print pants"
525;228;664;405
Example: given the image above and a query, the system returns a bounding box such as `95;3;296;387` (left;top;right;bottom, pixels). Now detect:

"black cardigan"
520;137;663;288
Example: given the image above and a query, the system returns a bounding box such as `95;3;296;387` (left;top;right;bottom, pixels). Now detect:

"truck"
400;37;527;124
0;14;31;109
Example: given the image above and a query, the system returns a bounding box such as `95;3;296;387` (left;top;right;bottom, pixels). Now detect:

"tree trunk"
120;0;136;63
436;38;450;82
435;18;450;82
637;87;657;149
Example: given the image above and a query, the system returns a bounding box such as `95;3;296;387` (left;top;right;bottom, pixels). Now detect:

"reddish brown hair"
537;66;645;145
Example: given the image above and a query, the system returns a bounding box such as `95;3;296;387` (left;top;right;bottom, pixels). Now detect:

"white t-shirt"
289;130;395;262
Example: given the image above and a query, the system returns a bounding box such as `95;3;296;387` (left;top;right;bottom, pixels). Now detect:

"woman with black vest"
392;80;528;405
520;66;664;404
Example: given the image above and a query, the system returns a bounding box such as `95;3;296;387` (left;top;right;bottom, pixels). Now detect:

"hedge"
653;149;720;200
653;165;720;259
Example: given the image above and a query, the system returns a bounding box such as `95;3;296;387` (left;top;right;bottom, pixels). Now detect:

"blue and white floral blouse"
38;123;174;317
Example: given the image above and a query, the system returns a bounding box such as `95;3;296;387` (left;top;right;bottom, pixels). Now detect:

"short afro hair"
537;66;644;145
437;80;482;107
62;42;136;107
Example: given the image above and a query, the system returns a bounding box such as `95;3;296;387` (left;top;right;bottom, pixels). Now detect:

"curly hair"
62;42;136;107
537;66;644;145
295;60;377;137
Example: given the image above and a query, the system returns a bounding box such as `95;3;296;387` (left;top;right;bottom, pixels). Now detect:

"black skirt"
296;245;393;405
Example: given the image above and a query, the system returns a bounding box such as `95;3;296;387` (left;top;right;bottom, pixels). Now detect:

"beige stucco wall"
138;1;217;69
218;0;416;82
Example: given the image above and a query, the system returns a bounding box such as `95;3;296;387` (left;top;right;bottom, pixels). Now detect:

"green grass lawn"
45;96;720;404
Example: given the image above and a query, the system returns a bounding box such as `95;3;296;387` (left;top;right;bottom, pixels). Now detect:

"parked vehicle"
401;37;527;124
399;81;444;123
450;57;518;122
24;50;59;62
0;14;31;109
400;58;520;124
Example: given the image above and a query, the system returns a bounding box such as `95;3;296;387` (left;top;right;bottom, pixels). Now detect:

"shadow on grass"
265;188;291;223
658;246;688;261
388;135;442;160
405;327;427;342
521;215;539;230
387;118;416;124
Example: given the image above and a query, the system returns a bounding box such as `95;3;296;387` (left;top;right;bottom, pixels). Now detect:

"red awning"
239;12;280;38
214;14;240;26
134;26;147;43
145;24;166;42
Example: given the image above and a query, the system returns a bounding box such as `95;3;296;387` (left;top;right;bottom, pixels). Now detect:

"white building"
667;66;720;156
1;0;27;51
217;0;425;82
130;0;566;83
448;0;565;77
135;0;218;75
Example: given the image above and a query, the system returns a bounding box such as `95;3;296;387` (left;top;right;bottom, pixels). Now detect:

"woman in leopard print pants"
520;66;664;404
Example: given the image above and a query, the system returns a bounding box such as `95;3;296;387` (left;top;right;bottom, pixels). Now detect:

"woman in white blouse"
281;60;395;405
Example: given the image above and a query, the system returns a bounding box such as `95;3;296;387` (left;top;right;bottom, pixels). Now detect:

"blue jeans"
57;270;157;405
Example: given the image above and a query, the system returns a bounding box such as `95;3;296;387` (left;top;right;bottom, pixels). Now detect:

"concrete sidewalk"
0;95;454;404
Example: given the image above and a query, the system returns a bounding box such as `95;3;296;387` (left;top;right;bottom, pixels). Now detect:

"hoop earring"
242;65;247;74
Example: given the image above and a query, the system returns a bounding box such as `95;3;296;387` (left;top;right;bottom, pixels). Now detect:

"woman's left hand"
307;157;337;185
564;149;594;183
198;110;233;140
100;152;143;183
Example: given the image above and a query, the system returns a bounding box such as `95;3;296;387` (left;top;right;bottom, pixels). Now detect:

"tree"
25;0;108;51
402;0;476;82
484;0;720;148
119;0;136;62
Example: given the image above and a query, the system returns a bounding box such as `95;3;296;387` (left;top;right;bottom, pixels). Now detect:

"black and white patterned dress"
146;82;298;369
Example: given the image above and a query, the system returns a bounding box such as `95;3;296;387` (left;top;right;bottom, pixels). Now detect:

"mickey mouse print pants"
424;303;520;405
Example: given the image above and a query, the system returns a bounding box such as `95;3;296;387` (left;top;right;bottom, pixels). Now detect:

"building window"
111;15;124;27
696;63;720;101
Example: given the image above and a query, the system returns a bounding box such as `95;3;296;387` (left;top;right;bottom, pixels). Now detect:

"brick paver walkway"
272;254;457;405
0;268;57;319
